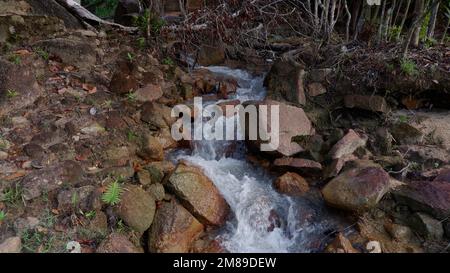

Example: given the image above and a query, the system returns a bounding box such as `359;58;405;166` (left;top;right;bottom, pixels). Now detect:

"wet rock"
138;135;164;161
325;233;359;253
390;123;424;145
167;163;229;226
21;160;84;200
33;38;96;70
274;172;309;196
148;183;165;201
134;84;163;102
409;213;444;240
116;185;156;234
243;99;314;157
392;180;450;219
0;58;43;117
197;45;225;66
344;95;390;113
273;157;322;173
57;186;95;214
148;199;204;253
322;166;392;212
307;82;326;97
264;59;306;105
96;233;144;253
0;237;21;253
329;129;367;159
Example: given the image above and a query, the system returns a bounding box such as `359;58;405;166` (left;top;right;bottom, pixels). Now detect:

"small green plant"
0;184;22;206
0;210;6;222
101;180;123;206
126;91;137;102
385;63;395;72
397;115;409;123
162;57;174;66
127;130;138;141
35;48;49;61
71;192;79;208
6;89;18;98
8;54;21;65
127;52;135;62
21;229;54;253
84;210;96;219
400;58;418;76
137;37;146;49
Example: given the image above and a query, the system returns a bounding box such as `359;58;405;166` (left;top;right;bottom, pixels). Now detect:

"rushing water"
172;66;346;253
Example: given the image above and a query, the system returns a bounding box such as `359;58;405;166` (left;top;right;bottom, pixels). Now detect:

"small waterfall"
173;66;344;253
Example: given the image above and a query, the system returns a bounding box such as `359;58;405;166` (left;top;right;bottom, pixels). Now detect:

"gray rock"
0;237;21;253
409;213;444;240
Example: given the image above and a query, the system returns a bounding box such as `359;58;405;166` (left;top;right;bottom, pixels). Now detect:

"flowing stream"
171;66;347;253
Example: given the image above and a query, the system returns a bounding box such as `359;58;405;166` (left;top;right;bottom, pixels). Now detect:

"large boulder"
392;180;450;219
148;199;204;253
322;166;393;212
264;58;306;105
116;185;156;234
166;163;229;226
0;58;43;117
114;0;142;26
243;99;314;157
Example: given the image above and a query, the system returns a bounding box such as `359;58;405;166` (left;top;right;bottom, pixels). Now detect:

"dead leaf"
82;83;97;94
14;49;31;56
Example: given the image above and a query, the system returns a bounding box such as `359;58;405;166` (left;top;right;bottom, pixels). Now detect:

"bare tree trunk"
403;0;440;56
378;0;387;43
344;0;351;42
397;0;412;40
385;0;397;41
411;0;425;47
426;1;440;39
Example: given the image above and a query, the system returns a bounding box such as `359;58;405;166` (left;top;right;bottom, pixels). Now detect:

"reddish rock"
148;199;204;253
322;166;392;212
109;61;139;95
344;95;390;113
392;180;450;219
274;172;309;196
434;169;450;182
96;233;143;253
134;84;163;102
138;135;164;161
273;157;322;172
243;99;314;157
167;163;229;226
116;185;156;234
329;129;367;159
307;82;327;97
325;154;358;178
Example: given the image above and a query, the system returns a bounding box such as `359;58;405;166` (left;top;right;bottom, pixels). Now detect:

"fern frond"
101;181;123;206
